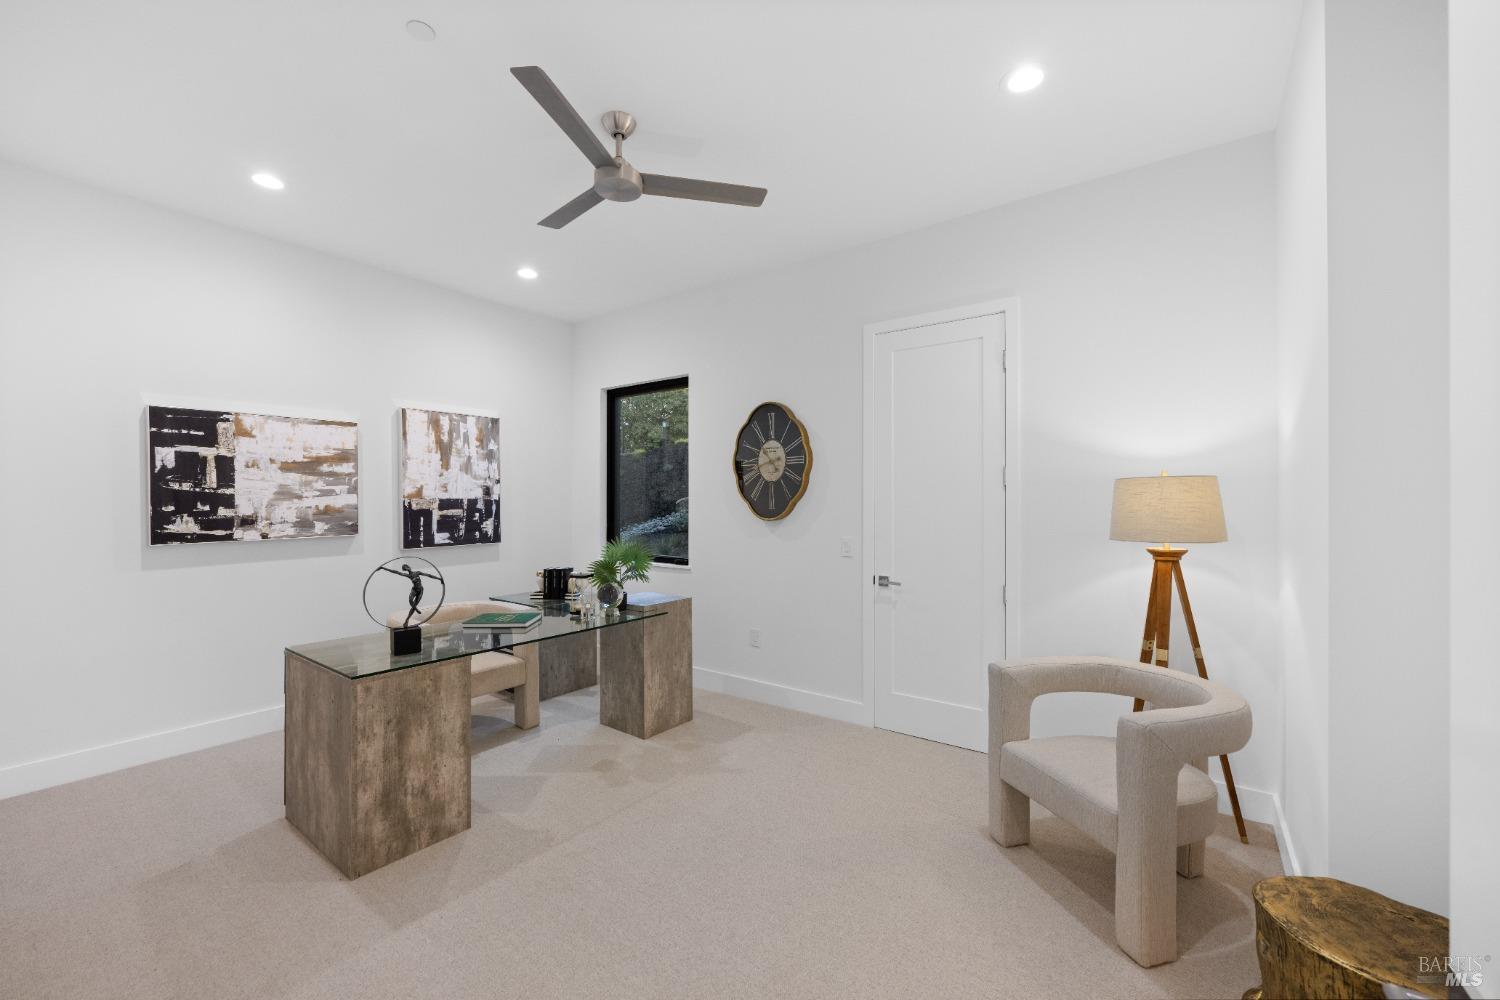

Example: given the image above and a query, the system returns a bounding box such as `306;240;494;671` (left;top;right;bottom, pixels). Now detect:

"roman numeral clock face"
734;402;812;520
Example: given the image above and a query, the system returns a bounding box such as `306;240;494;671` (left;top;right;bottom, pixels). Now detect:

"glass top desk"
286;596;666;680
282;591;692;879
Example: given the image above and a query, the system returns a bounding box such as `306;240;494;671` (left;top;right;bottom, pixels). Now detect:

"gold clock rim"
733;401;813;522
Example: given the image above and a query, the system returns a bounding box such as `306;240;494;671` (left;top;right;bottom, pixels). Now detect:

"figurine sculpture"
380;562;443;629
362;557;446;654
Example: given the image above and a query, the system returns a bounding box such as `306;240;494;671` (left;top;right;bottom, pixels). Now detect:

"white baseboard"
1269;792;1302;875
0;705;284;801
693;667;866;725
1213;778;1301;875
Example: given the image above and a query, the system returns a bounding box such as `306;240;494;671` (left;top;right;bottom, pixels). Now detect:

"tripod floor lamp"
1110;472;1248;843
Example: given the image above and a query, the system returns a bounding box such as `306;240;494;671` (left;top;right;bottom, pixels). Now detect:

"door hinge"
1001;348;1006;372
1003;583;1007;606
1002;464;1006;489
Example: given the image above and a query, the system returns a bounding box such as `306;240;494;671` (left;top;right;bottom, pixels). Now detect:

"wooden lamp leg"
1132;563;1160;713
1152;564;1173;671
1132;551;1176;712
1130;547;1250;844
1172;562;1249;843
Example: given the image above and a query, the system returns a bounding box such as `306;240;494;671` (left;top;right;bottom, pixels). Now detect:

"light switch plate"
839;537;854;558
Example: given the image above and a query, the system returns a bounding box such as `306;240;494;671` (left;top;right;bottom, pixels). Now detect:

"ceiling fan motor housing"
594;159;643;202
601;110;636;139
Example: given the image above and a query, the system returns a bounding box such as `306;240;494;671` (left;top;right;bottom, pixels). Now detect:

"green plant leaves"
592;538;653;586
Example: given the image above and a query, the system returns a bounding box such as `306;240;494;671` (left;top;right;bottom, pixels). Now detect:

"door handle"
875;575;902;588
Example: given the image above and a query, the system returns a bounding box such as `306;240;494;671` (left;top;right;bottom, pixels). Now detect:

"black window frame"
605;376;690;566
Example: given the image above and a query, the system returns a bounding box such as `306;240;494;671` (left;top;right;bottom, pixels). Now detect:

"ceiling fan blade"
641;174;767;207
510;66;613;169
538;188;604;229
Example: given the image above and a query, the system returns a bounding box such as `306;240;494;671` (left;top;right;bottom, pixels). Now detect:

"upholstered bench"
388;600;539;731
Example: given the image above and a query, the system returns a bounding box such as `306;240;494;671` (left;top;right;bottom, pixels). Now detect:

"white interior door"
872;312;1005;751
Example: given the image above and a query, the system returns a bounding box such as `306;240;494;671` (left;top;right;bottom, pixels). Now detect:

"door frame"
860;298;1022;731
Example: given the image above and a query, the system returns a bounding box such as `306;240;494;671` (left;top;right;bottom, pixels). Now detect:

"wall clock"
734;401;812;520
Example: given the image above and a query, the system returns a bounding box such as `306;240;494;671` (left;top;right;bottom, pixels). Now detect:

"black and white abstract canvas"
148;406;359;544
400;407;500;548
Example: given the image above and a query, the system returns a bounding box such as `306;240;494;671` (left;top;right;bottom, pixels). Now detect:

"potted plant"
589;538;653;611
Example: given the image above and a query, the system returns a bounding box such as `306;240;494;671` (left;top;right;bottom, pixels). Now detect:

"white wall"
1324;0;1449;915
570;136;1284;812
0;159;573;797
1275;0;1329;882
1449;0;1500;990
1276;0;1454;915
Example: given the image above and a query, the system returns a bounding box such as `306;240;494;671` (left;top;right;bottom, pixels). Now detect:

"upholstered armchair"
988;656;1252;967
388;600;540;731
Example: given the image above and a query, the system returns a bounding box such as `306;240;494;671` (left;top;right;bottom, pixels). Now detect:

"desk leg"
512;643;541;730
598;619;647;739
598;600;693;739
286;652;353;875
643;601;693;736
285;652;470;878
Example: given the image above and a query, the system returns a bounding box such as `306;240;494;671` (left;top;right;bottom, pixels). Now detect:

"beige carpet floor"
0;688;1282;1000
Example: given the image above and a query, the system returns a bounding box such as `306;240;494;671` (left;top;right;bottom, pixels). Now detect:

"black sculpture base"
390;626;423;655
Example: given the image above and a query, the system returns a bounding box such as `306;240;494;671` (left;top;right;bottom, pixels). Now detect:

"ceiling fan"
510;66;768;229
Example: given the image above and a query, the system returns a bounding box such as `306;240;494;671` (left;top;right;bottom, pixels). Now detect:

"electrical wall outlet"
748;627;762;648
839;537;854;558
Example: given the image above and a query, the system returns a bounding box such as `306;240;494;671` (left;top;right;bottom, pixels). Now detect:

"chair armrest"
989;656;1251;762
989;657;1129;750
1117;696;1251;765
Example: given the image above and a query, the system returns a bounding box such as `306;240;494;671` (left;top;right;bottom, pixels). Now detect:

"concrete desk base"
284;652;471;880
599;594;693;739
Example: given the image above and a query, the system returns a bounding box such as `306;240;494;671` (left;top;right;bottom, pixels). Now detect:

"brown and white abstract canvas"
148;406;359;544
400;407;500;548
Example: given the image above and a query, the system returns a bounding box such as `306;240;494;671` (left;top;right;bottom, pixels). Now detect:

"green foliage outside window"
609;381;689;563
615;387;688;455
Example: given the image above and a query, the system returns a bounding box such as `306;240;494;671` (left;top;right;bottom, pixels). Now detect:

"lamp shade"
1110;475;1227;544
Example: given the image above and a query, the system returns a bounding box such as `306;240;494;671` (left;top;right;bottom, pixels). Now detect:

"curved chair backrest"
997;656;1226;709
990;656;1251;761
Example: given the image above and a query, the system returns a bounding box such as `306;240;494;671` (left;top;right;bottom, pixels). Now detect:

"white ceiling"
0;1;1301;322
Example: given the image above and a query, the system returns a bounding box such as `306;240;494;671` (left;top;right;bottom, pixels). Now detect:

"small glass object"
596;581;624;613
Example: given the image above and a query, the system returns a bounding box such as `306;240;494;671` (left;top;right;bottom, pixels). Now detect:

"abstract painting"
148;405;359;544
400;407;500;548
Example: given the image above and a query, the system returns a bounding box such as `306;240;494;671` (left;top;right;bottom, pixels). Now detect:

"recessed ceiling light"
1004;65;1045;94
405;19;436;41
251;172;285;191
516;266;539;281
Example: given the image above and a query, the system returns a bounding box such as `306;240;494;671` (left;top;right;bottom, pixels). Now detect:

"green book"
461;610;541;630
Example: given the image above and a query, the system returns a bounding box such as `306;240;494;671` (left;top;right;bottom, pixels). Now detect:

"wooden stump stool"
1243;876;1450;999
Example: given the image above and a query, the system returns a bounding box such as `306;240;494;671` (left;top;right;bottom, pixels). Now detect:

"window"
606;377;689;564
